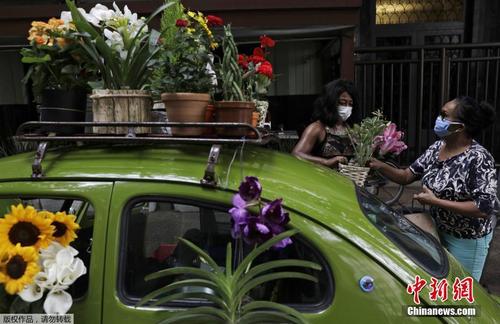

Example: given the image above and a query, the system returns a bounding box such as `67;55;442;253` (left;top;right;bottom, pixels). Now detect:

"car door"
0;181;113;324
104;181;342;323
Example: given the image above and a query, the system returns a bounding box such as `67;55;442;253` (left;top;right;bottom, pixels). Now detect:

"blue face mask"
433;116;464;138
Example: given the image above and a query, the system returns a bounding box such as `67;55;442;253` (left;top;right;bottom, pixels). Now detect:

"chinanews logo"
405;276;478;317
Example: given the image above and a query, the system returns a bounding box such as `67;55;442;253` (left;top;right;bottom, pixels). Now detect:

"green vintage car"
0;132;499;323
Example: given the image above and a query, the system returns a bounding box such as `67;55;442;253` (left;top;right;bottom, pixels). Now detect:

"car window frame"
117;195;334;313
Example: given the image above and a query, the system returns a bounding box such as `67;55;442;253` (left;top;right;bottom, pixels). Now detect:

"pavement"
389;182;500;296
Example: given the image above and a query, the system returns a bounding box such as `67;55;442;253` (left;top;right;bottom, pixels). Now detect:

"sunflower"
0;244;39;295
0;204;54;251
46;211;80;246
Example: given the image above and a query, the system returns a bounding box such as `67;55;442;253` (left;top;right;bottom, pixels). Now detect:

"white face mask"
337;105;352;121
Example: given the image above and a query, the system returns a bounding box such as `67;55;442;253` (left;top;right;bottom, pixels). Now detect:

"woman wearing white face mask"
293;79;359;169
370;96;498;281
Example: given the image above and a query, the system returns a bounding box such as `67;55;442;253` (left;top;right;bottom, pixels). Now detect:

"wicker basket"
339;163;370;186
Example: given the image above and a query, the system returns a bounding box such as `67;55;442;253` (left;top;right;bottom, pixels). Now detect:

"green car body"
0;144;498;323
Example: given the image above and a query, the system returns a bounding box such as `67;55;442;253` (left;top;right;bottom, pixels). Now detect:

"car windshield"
356;188;449;278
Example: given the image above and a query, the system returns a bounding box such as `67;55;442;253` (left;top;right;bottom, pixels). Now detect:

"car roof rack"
15;121;275;184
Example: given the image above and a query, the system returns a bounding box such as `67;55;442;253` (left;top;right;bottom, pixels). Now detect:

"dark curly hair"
311;79;360;127
454;96;496;138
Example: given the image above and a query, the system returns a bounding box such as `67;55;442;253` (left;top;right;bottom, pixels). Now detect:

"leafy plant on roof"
64;0;171;89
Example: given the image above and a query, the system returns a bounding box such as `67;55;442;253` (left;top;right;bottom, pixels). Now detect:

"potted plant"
341;111;407;186
238;35;276;128
138;176;320;323
21;17;94;134
216;26;275;135
64;0;171;134
150;3;222;136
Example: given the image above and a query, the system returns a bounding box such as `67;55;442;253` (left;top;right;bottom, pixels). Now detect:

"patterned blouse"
313;126;354;158
410;140;498;239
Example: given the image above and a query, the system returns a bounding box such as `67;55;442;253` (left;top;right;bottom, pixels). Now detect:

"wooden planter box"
91;89;152;134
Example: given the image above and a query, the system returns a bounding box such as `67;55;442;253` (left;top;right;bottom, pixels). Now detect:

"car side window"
120;198;332;311
0;197;94;299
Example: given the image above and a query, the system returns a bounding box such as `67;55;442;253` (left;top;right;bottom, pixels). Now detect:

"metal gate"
354;43;500;165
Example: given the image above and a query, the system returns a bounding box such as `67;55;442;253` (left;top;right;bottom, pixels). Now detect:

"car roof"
0;144;419;282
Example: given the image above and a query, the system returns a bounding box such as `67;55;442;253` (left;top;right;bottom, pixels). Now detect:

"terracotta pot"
161;92;210;136
91;89;152;134
204;104;215;135
214;101;255;137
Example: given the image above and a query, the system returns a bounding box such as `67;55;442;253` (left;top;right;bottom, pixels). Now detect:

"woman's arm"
369;158;416;185
292;123;347;168
414;187;488;218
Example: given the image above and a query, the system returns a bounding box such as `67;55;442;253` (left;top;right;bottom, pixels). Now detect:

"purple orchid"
238;176;262;202
232;193;247;209
273;236;293;249
229;206;249;239
242;216;272;245
261;198;290;233
228;176;292;249
373;123;408;156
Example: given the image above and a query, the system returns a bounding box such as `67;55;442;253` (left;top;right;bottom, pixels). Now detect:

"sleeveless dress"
312;125;354;158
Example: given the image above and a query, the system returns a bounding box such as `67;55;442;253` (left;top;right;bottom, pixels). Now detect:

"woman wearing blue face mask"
370;96;498;281
293;79;359;169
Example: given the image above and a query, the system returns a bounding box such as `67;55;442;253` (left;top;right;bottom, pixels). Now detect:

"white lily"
36;266;57;289
18;282;44;302
18;241;86;314
43;289;73;314
60;11;73;24
57;258;86;286
112;2;123;15
123;5;138;23
103;29;128;59
40;241;64;262
55;246;77;269
88;3;114;26
104;29;124;46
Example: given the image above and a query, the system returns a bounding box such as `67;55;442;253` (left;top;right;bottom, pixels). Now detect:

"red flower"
260;35;275;48
257;61;273;78
253;47;265;58
175;19;188;27
249;55;266;64
238;54;248;70
207;15;224;26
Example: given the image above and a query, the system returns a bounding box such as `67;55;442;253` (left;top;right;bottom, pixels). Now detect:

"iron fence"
354;43;500;165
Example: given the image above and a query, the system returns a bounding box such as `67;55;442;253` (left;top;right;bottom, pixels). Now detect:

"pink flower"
373;123;407;156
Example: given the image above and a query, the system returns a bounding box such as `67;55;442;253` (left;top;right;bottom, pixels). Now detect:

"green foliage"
160;0;185;49
20;28;93;100
346;110;388;166
65;0;171;90
219;25;245;101
149;28;214;97
148;0;186;98
138;229;320;324
148;6;216;97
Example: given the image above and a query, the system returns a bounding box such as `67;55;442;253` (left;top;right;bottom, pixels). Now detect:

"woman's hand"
413;186;438;205
368;157;385;170
324;156;348;168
